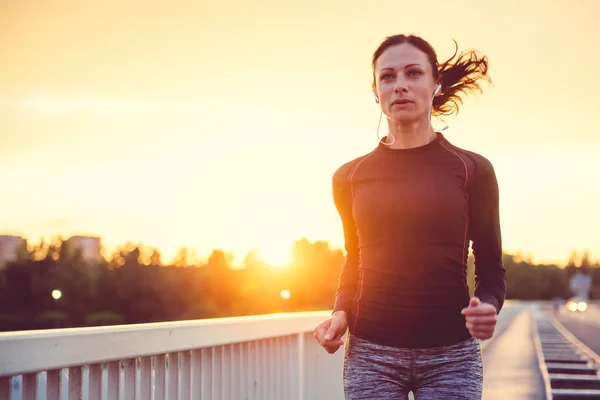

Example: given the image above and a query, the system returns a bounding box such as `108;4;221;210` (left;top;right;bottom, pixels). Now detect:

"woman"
313;34;506;399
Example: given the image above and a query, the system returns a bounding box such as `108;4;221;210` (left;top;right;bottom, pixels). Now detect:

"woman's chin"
388;111;421;124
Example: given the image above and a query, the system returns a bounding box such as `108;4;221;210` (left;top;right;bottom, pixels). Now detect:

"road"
553;301;600;357
479;300;600;400
480;301;547;400
480;299;525;351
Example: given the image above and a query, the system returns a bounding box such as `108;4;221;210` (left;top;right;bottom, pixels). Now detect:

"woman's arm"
331;166;360;315
469;162;506;314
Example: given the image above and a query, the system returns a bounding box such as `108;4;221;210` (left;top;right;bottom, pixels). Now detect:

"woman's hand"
461;296;498;340
314;310;348;354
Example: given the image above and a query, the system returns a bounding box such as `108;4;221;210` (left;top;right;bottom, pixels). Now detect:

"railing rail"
0;311;345;400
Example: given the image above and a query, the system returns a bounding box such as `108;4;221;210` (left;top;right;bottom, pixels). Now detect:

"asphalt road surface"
553;301;600;357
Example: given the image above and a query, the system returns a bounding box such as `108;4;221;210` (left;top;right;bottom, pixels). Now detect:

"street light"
52;289;62;328
280;289;291;313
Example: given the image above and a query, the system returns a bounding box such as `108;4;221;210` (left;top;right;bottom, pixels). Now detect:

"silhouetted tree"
1;237;598;332
580;250;591;268
567;250;579;268
148;248;162;267
171;247;189;267
288;239;344;311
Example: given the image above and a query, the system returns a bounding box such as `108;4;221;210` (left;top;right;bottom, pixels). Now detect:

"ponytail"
433;41;492;117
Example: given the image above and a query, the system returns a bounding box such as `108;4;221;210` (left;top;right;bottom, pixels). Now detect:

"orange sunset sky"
1;0;599;266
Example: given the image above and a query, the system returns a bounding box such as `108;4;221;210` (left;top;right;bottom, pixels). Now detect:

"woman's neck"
386;118;437;149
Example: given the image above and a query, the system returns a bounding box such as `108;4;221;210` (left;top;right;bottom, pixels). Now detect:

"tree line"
0;236;598;331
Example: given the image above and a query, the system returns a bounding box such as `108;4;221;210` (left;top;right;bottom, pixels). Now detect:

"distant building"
0;235;27;268
63;235;103;263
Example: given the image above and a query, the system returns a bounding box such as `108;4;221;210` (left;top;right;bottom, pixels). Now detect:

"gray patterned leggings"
343;333;483;400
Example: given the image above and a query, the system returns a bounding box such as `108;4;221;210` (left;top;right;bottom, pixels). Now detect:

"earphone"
431;84;448;131
374;93;379;103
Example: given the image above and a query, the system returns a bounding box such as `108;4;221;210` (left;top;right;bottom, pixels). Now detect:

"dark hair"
371;34;491;117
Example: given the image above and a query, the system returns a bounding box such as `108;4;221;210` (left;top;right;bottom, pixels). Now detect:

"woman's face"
374;43;438;124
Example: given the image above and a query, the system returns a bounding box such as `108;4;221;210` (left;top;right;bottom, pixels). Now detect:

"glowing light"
280;289;291;300
51;290;62;300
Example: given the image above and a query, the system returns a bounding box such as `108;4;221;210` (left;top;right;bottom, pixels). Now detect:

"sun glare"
259;246;292;268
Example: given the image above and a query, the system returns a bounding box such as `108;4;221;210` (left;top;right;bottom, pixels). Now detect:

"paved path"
481;306;547;400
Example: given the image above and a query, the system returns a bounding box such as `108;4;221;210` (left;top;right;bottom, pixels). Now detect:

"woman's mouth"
392;99;414;107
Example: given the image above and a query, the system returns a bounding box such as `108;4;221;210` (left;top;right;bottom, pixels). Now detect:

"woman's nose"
394;78;409;93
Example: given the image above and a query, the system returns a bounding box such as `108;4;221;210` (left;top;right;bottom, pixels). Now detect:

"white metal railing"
0;311;345;400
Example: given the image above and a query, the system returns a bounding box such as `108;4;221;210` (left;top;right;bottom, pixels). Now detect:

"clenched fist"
313;310;348;354
461;296;498;340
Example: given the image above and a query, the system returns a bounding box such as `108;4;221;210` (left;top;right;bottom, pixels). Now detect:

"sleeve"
468;162;506;314
331;166;360;315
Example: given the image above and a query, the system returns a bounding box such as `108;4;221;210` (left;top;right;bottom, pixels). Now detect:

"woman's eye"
381;74;393;81
408;70;422;77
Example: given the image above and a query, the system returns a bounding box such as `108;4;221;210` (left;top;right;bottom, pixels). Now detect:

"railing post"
68;368;82;400
297;332;305;400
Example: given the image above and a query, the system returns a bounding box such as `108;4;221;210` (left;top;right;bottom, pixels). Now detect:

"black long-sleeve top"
332;132;506;349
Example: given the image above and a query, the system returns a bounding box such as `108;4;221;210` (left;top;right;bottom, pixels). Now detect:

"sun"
258;245;292;268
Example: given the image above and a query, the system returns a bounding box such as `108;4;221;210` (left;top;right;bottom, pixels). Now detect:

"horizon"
2;0;599;267
2;232;597;269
